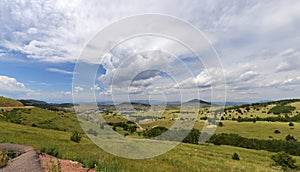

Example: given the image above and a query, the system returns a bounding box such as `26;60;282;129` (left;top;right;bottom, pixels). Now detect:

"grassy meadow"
0;120;292;172
1;98;300;171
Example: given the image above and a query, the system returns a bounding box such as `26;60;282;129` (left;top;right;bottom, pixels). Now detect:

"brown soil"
39;153;95;172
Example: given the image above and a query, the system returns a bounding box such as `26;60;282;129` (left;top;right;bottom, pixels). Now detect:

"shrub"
285;134;297;142
0;150;8;168
183;129;200;144
128;126;137;133
70;131;81;143
218;122;224;127
232;152;240;160
271;152;297;170
274;129;281;134
289;122;294;127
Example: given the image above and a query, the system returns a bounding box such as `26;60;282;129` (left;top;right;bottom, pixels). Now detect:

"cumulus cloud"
74;86;84;94
178;68;223;89
1;1;300;101
0;75;33;97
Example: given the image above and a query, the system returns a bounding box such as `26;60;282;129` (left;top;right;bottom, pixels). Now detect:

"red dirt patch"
39;153;95;172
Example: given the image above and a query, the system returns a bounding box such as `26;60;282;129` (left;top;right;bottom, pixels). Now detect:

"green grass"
1;120;299;171
0;96;23;107
0;107;82;132
1;99;300;171
215;121;300;140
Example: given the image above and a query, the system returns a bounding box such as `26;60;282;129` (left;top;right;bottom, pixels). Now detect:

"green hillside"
1;97;300;171
0;120;293;172
0;107;82;133
0;96;23;107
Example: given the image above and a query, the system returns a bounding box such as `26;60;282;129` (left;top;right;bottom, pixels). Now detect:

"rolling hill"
0;96;23;107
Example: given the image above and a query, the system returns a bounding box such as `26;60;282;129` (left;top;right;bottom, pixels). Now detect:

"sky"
0;0;300;103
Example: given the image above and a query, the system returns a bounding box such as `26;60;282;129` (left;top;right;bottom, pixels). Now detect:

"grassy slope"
0;120;292;172
0;96;23;107
0;107;82;132
215;121;300;140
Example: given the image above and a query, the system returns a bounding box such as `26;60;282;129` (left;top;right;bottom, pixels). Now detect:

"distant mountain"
215;102;250;106
19;99;48;106
118;102;151;107
255;100;274;103
0;96;23;107
19;99;74;111
183;99;214;106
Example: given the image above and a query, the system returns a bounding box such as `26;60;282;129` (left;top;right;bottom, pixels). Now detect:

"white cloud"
91;84;100;91
60;91;71;95
0;75;33;98
178;68;223;89
1;1;300;102
239;71;259;82
46;68;75;75
74;86;84;94
276;62;292;72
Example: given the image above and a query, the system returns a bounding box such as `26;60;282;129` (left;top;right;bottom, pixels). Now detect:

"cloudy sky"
0;0;299;103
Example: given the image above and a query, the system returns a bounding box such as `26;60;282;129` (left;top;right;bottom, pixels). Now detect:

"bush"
285;134;297;142
183;129;200;144
271;152;297;170
143;126;168;138
70;131;81;143
0;150;8;168
289;122;294;127
128;126;137;133
274;129;281;134
232;152;240;160
218;122;224;126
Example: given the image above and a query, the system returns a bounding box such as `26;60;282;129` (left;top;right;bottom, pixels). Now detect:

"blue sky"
0;0;300;103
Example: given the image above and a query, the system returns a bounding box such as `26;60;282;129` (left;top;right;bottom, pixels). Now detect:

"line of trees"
143;126;300;156
208;133;300;156
234;114;300;122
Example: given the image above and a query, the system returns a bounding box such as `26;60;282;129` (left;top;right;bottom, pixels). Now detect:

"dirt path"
0;143;42;172
0;144;95;172
135;122;145;131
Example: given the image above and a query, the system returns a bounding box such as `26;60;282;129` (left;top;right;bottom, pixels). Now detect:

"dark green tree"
271;152;297;170
232;152;240;160
285;134;297;142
